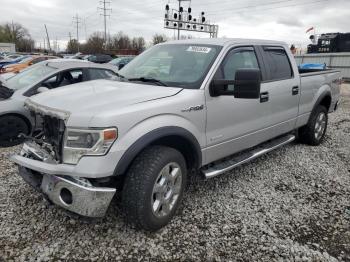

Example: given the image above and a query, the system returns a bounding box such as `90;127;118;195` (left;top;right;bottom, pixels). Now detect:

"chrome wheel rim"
151;162;182;218
314;112;327;140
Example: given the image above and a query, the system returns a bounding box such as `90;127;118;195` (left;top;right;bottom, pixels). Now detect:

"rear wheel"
298;105;328;146
0;115;29;147
122;145;187;231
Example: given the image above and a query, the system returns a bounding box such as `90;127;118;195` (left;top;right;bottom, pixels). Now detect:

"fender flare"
114;126;202;176
312;91;332;113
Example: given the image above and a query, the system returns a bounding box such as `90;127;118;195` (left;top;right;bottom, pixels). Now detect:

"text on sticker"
186;46;212;53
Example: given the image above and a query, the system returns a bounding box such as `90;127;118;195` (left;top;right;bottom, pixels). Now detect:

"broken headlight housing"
63;127;117;164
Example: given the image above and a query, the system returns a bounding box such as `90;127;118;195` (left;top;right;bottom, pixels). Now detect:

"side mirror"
37;86;49;93
234;68;261;99
209;69;261;99
118;63;126;70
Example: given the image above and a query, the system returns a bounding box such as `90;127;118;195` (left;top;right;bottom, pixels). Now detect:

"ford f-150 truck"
10;39;341;231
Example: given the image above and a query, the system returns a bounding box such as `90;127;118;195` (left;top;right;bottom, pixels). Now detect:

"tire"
298;105;328;146
122;145;187;231
0;115;29;147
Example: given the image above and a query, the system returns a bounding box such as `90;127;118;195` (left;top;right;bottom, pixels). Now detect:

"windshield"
6;64;57;90
119;44;222;89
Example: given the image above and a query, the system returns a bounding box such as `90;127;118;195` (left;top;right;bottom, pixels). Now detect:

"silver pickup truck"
10;39;341;231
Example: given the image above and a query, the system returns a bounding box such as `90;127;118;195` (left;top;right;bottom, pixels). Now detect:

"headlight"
63;127;117;164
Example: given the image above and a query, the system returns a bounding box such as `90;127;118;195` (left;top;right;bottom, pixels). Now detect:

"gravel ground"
1;85;350;262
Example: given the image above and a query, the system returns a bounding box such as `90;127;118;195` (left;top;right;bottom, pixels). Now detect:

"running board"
202;134;296;179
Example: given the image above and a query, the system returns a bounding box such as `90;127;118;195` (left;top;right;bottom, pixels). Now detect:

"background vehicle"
0;55;57;74
109;56;135;70
0;59;118;146
0;55;31;69
88;54;113;63
10;39;341;231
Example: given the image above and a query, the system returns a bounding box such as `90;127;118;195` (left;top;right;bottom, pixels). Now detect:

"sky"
0;0;349;51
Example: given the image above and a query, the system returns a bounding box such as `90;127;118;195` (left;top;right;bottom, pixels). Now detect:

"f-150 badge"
181;105;204;112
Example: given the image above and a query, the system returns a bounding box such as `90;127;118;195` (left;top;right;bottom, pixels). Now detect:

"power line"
206;0;331;15
98;0;112;47
72;13;82;52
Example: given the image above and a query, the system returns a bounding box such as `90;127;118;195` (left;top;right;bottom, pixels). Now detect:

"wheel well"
0;113;32;133
114;127;202;177
150;135;200;171
319;95;332;112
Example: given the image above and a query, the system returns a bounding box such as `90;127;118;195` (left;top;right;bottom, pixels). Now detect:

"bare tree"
152;34;167;45
66;39;80;54
132;37;146;52
0;22;34;52
84;32;105;53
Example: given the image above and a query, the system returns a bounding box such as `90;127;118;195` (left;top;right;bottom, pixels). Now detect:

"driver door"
204;46;272;164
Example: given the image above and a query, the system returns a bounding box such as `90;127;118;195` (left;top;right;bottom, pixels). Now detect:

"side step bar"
202;134;296;179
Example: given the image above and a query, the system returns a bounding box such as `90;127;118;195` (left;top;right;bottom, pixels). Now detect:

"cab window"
215;47;260;91
41;69;84;89
262;47;293;81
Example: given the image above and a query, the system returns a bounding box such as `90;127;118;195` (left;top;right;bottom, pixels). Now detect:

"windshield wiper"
115;72;125;79
128;77;168;87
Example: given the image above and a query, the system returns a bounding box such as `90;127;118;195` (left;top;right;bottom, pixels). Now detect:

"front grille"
41;115;66;163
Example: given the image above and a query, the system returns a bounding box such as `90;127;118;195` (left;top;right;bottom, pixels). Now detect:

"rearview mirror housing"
210;68;261;99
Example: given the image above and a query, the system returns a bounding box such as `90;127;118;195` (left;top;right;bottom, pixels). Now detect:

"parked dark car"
109;56;135;70
88;54;113;64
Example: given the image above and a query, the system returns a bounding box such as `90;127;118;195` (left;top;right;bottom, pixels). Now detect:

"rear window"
263;47;293;81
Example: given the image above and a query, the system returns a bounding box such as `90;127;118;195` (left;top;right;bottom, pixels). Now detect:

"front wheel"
298;105;328;146
0;115;29;147
122;145;187;231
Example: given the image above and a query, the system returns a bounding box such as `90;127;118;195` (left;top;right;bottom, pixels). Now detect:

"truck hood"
27;79;182;121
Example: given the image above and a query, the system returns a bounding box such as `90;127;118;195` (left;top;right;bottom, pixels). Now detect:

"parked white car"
0;59;118;147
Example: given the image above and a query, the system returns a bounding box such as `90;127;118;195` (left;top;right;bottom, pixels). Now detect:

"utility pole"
98;0;112;49
72;13;81;52
55;37;58;53
44;24;51;52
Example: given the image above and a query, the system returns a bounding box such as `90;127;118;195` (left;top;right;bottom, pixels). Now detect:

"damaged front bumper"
11;143;116;218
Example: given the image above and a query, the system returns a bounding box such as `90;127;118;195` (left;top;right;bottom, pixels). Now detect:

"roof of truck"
164;38;287;47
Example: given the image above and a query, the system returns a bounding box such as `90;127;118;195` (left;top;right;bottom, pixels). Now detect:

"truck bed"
298;68;337;75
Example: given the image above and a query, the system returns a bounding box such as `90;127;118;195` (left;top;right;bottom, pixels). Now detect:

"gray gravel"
1;85;350;261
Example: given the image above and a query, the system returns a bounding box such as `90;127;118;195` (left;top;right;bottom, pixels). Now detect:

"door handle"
292;86;299;95
260;92;269;103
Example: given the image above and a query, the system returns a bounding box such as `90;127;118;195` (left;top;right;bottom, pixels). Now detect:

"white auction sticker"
186;46;212;53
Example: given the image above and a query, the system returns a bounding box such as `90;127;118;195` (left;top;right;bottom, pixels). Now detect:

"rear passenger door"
258;46;299;135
